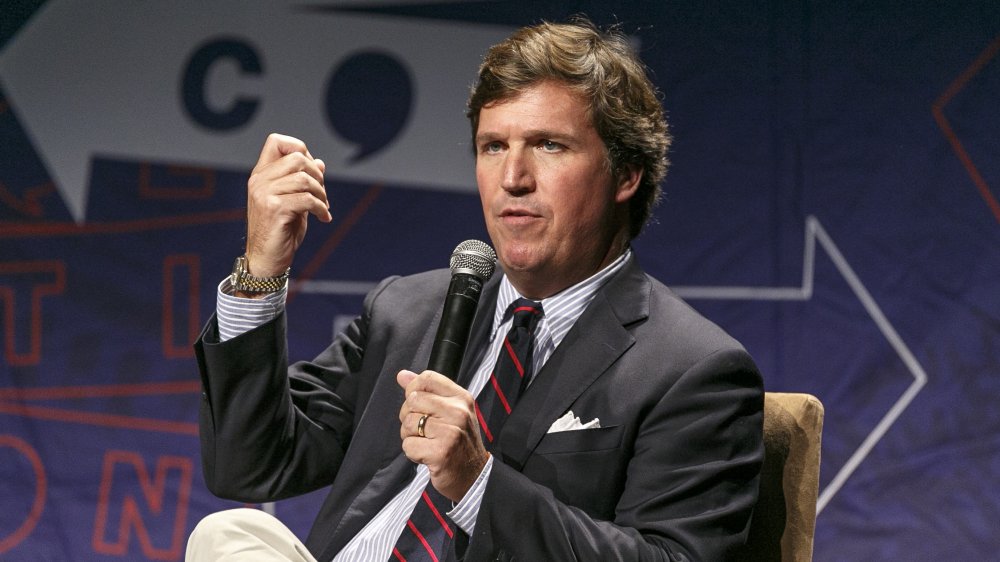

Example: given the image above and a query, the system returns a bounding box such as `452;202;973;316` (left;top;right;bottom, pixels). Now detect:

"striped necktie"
475;298;543;445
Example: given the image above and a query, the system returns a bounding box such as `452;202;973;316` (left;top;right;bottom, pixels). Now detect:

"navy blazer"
195;255;764;561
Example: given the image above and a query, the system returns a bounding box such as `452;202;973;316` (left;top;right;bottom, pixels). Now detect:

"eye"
539;140;563;152
481;141;504;154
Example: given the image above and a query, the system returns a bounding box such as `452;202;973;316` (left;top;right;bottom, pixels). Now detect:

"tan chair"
738;392;825;561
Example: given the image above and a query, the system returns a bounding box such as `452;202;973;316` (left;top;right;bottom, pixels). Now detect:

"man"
189;18;764;562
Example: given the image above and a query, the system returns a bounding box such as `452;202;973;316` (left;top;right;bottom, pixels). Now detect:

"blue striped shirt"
215;249;631;560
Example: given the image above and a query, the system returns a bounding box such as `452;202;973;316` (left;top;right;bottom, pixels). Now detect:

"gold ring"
417;414;429;438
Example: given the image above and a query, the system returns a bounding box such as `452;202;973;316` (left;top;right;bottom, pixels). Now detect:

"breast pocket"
533;424;624;454
523;425;628;519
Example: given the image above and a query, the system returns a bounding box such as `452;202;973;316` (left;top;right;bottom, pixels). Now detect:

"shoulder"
360;268;451;328
606;255;743;350
649;276;738;343
622;271;763;415
368;268;451;304
627;265;752;369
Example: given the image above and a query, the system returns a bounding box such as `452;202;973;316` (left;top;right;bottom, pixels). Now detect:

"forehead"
476;81;595;136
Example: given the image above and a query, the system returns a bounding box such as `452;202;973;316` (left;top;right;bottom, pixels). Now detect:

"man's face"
475;80;640;299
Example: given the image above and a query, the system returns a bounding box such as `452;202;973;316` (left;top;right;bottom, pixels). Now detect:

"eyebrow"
475;128;576;145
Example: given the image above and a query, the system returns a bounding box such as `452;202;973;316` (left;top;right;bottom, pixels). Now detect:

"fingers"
400;411;436;441
398;369;461;398
396;373;490;502
398;408;473;463
416;412;429;438
397;370;469;427
250;167;329;222
396;369;418;389
249;150;329;214
256;133;313;166
243;134;332;277
396;369;474;442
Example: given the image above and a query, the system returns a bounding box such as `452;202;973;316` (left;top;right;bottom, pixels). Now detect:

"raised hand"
244;133;332;279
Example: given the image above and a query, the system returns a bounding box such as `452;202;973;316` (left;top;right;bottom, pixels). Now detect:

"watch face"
231;256;247;290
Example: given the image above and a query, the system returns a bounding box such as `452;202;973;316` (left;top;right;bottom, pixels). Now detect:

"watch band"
230;255;290;294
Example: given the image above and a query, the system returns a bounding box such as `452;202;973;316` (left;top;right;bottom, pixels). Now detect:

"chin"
496;244;539;273
498;256;529;274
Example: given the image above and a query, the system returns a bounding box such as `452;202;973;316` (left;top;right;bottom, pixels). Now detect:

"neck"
508;239;630;300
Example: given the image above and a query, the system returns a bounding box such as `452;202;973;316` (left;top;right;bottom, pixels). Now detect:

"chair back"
739;392;824;561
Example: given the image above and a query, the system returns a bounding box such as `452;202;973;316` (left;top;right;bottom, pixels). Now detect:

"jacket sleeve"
193;276;397;502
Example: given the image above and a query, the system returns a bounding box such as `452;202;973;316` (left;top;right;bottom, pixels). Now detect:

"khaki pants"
186;508;318;562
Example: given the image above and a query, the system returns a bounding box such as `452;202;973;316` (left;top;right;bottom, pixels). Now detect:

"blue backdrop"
1;1;998;560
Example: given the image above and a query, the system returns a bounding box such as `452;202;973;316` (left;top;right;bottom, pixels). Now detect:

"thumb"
396;369;418;390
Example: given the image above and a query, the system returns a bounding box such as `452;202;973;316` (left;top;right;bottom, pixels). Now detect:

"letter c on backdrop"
181;37;263;131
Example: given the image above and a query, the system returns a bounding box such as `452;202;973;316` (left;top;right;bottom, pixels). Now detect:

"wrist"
230;255;290;296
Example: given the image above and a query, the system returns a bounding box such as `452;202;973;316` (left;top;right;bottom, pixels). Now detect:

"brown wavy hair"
468;17;671;239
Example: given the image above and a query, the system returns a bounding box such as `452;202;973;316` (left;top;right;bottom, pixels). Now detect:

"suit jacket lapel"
497;256;651;470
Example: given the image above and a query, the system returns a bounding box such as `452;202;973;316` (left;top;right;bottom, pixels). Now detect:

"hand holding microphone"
398;240;497;501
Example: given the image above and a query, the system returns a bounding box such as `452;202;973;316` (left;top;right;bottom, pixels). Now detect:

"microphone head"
449;240;497;281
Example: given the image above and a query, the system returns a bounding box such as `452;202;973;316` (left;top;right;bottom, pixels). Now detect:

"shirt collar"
491;248;632;347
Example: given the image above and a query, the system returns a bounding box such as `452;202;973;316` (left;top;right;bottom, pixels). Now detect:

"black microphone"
427;240;497;380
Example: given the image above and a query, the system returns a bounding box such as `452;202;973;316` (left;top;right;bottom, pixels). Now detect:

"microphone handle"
427;273;484;380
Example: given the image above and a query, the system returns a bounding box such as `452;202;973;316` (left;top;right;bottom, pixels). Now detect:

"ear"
614;164;643;204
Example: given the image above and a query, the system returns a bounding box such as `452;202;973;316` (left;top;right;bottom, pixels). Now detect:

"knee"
186;508;311;562
192;508;261;534
188;508;267;556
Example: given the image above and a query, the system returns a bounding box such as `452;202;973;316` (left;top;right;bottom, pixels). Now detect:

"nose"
500;148;534;194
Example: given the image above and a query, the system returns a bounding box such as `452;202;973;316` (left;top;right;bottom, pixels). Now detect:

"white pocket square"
547;410;601;433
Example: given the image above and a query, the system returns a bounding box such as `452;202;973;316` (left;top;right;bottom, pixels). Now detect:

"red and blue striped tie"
475;298;543;446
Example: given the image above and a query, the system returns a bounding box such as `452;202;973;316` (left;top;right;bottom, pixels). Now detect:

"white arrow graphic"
671;215;929;514
0;1;511;222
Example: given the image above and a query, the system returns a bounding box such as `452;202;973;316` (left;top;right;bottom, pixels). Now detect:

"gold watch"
230;255;290;294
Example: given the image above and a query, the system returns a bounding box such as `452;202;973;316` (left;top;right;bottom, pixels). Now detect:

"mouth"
498;208;542;228
500;207;541;219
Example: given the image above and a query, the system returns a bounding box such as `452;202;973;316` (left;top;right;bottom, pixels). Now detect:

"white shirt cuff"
216;278;287;342
447;453;493;535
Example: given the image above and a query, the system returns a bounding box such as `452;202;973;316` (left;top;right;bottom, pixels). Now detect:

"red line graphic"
0;380;201;401
0;260;66;366
0;181;56;218
0;402;199;436
0;208;246;239
92;450;193;560
0;380;202;436
162;254;200;359
932;34;1000;224
138;164;215;200
289;182;385;303
0;435;46;554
